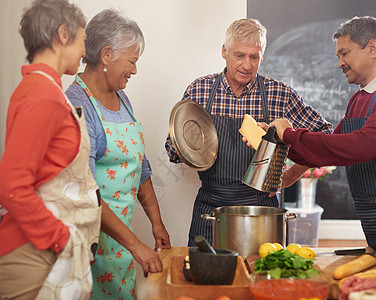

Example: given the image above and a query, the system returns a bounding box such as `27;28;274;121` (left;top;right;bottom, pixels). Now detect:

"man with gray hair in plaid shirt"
165;18;332;247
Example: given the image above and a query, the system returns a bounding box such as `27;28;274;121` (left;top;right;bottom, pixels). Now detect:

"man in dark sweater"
266;16;376;249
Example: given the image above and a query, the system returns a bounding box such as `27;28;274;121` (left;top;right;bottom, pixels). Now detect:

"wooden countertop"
144;246;375;300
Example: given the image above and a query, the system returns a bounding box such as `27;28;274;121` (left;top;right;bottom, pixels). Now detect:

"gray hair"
83;9;145;67
19;0;86;63
333;16;376;49
224;18;267;54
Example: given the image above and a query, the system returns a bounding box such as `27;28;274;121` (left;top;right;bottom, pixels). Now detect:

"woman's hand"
128;240;163;277
99;199;163;276
138;177;171;251
152;222;171;252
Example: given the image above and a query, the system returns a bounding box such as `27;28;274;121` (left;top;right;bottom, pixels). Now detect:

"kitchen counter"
144;246;375;300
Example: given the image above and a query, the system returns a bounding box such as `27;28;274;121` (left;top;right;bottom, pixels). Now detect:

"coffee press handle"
262;126;278;143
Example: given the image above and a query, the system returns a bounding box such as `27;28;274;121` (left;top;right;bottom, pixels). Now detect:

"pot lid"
169;99;218;171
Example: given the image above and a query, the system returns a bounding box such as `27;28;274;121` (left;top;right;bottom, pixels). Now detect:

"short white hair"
224;18;267;54
84;9;145;67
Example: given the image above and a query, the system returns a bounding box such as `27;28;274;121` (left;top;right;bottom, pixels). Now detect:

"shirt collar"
221;68;258;96
360;77;376;93
22;63;62;87
221;68;231;91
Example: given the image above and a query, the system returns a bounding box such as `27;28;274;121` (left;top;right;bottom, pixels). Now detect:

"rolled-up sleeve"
140;154;152;184
165;133;182;163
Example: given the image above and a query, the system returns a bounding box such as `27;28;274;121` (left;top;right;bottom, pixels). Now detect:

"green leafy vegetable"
254;249;319;279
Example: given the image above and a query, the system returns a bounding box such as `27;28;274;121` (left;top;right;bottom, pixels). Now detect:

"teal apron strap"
75;74;138;122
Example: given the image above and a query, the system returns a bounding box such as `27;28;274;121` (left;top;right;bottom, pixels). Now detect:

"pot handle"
284;212;296;223
201;214;218;222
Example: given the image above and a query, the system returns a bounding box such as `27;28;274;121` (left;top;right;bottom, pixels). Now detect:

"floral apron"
342;91;376;249
31;71;101;300
76;75;144;300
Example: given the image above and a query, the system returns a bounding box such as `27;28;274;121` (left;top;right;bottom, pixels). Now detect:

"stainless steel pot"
201;206;296;258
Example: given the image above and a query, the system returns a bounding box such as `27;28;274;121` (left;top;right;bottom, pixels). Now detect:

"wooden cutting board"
313;254;376;299
245;254;375;300
166;255;251;300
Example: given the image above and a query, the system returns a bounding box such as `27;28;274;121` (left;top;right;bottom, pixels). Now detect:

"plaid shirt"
166;70;333;162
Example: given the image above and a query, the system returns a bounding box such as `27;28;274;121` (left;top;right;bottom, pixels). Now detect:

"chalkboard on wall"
247;0;376;219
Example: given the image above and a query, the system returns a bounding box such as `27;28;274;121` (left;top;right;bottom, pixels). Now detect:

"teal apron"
76;75;144;299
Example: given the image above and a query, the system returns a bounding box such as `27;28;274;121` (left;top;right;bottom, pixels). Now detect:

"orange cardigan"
0;64;79;255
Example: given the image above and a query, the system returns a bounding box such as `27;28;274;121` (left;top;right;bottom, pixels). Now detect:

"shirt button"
54;244;59;249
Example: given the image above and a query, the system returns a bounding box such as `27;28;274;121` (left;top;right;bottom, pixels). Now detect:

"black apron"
188;74;279;246
341;91;376;250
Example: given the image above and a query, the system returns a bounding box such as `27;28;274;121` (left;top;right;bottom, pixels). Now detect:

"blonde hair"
224;18;267;53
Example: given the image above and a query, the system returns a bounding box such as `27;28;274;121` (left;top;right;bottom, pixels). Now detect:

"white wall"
0;0;246;297
0;0;30;155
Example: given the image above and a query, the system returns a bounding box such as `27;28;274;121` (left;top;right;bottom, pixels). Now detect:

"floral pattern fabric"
76;75;144;300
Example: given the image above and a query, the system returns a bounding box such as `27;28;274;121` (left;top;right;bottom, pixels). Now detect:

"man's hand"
268;118;293;142
241;120;291;147
268;164;309;197
257;121;269;132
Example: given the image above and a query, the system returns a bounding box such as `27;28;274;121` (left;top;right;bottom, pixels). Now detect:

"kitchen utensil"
189;247;238;285
167;255;250;300
335;248;367;255
195;235;217;255
169;99;218;171
242;127;289;193
315;248;368;256
201;206;296;258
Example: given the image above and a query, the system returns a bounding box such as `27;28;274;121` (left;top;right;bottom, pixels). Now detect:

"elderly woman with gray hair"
65;9;170;299
0;0;100;299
